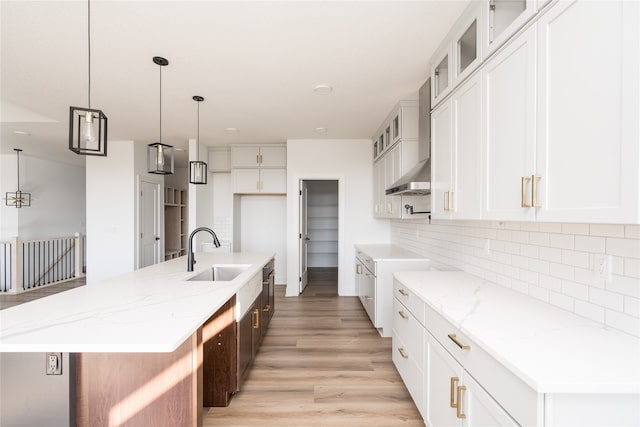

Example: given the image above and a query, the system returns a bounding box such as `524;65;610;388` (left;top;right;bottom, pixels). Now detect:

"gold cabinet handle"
521;176;532;208
532;175;542;208
356;264;362;274
263;304;270;312
397;348;409;359
456;385;467;419
398;310;409;320
398;289;409;297
364;296;373;301
256;154;260;165
253;308;260;329
447;334;470;350
443;191;449;211
450;377;459;408
449;190;454;212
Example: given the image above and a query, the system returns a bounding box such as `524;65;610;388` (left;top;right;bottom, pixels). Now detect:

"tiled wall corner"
391;219;640;337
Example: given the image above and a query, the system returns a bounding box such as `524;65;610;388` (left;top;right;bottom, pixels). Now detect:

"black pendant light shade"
69;107;107;156
69;0;107;156
189;95;208;185
147;56;174;175
5;149;32;208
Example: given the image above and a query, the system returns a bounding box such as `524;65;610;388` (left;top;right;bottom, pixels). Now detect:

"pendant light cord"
87;0;91;109
196;101;200;161
159;64;162;143
16;150;20;192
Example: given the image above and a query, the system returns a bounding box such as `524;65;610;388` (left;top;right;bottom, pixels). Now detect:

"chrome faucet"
187;227;221;272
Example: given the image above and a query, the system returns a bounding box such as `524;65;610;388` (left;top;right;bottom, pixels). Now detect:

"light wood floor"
204;267;424;427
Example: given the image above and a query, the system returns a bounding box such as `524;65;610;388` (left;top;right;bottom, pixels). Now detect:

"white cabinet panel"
431;100;453;218
484;0;536;56
535;0;639;223
426;331;464;427
231;146;260;168
482;24;536;221
260;169;286;193
232;169;285;194
231;145;286;168
208;147;231;172
464;374;519;427
259;146;287;168
232;169;260;194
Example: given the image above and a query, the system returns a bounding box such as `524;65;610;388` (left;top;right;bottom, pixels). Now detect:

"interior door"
140;179;160;268
299;180;309;292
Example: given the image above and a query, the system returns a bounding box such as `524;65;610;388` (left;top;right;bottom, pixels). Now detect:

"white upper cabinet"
484;0;537;56
431;44;452;108
453;2;483;85
535;0;639;223
432;74;482;220
482;25;537;221
230;144;286;168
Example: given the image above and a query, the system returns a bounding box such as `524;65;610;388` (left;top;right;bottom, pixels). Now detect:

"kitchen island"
0;252;275;427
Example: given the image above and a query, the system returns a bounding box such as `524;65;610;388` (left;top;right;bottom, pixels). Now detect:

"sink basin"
187;264;250;282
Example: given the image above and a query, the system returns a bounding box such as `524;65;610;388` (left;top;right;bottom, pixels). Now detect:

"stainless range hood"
385;78;431;196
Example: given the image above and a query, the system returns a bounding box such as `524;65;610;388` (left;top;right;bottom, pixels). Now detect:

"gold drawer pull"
398;289;409;297
456;385;467;419
447;334;470;350
253;308;260;329
521;176;531;208
398;310;409;320
262;304;270;312
450;377;459;408
532;175;542;208
397;348;409;359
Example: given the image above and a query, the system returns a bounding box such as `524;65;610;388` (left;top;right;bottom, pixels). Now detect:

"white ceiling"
1;0;468;167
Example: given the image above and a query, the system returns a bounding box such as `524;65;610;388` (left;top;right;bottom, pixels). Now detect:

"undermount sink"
187;264;250;282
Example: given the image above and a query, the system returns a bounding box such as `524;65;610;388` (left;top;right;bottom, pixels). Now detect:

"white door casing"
139;179;161;268
299;180;309;292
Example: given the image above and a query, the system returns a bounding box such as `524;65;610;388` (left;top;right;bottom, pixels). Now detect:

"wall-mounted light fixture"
4;149;32;208
69;0;107;156
147;56;174;175
189;96;208;185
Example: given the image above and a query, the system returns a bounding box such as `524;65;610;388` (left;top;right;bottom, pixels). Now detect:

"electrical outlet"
593;254;612;281
46;352;62;375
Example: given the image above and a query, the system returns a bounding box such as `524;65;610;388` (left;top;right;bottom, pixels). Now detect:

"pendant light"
69;0;107;156
147;56;174;175
189;96;208;184
4;149;32;208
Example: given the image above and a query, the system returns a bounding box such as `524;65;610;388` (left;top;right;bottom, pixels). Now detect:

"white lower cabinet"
425;330;519;427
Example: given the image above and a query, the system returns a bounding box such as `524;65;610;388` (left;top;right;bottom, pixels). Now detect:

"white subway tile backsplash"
589;288;624;311
390;219;640;337
561;249;590;268
562;280;589;300
574;300;605;323
606;238;640;259
550;233;574;249
626;225;640;239
590;224;625;238
562;223;590;235
574;236;606;253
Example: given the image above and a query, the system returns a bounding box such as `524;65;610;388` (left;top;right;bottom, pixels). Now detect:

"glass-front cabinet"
485;0;536;55
453;2;482;85
431;47;451;107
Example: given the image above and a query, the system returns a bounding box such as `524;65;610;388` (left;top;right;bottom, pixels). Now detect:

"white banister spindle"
74;232;84;278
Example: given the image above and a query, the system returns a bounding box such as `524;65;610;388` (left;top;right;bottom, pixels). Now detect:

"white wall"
391;219;640;337
0;153;85;241
286;139;389;296
86;140;163;284
188;138;216;249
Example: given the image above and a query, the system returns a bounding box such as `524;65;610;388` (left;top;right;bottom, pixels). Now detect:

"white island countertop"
0;252;274;353
394;270;640;394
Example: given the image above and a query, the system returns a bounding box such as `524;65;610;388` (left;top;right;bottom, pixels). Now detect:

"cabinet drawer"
392;331;424;417
424;304;540;426
393;279;425;325
393;298;425;367
355;249;376;274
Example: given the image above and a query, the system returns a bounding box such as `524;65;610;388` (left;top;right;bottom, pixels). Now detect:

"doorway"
299;180;339;294
139;179;161;268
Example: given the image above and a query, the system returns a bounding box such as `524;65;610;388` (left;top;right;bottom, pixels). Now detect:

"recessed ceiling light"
13;130;30;136
314;127;328;133
225;127;240;133
313;84;333;95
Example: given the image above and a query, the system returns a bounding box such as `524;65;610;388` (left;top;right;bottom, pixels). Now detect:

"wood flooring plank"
204;268;423;427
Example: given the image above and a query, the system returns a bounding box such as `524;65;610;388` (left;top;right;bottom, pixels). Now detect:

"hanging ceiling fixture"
4;149;32;208
69;0;107;156
147;56;174;175
189;96;208;185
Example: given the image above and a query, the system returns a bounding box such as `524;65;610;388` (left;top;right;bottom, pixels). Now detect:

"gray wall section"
0;353;75;426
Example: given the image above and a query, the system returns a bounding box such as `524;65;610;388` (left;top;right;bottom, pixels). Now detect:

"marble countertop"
0;252;274;353
355;244;428;262
393;271;640;394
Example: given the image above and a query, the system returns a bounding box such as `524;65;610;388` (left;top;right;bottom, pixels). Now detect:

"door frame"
136;176;163;269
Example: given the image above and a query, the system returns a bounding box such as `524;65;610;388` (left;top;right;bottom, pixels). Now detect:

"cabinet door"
432;44;452;107
260;169;286;194
484;0;536;56
388;144;403;219
373;160;384;217
431;100;453;219
482;25;536;221
237;301;255;388
535;0;639;223
453;2;482;85
464;374;519;427
452;73;482;219
232;169;260;194
425;331;464;427
231;146;260;168
360;268;376;326
259;146;287;168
